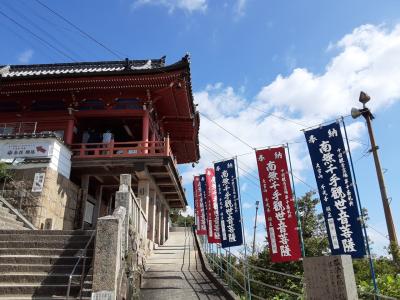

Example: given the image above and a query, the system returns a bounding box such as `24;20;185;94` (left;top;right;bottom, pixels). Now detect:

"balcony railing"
0;122;38;136
71;138;174;161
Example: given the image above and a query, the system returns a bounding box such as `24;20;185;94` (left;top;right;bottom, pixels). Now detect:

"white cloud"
242;201;253;209
183;23;400;190
132;0;207;13
234;0;247;18
17;49;34;64
181;205;194;217
256;24;400;120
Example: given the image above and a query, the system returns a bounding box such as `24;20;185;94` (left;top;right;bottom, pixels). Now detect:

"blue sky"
1;0;399;256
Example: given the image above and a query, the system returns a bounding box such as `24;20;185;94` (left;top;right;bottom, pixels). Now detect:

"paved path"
140;229;227;300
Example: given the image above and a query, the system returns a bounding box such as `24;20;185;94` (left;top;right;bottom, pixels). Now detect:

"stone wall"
6;167;79;230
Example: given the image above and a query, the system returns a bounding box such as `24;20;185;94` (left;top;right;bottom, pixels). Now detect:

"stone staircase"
0;230;94;300
0;200;30;230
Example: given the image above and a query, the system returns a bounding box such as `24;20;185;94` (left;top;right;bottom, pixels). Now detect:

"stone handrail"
91;174;148;299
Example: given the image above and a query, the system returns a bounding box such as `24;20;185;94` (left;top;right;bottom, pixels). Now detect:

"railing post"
164;134;170;156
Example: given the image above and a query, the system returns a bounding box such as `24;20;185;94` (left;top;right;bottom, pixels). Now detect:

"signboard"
193;176;207;235
205;168;221;243
31;172;46;192
214;159;243;248
0;141;52;159
304;122;366;258
255;147;302;262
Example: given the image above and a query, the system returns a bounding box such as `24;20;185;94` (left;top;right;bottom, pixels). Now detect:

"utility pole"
252;201;260;256
351;91;399;263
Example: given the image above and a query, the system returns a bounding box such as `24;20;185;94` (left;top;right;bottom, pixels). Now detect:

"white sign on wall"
32;172;46;192
0;141;53;159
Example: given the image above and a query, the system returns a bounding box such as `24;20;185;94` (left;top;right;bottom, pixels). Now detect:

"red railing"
71;138;173;160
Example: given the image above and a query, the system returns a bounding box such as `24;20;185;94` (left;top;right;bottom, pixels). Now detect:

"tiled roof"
0;57;170;78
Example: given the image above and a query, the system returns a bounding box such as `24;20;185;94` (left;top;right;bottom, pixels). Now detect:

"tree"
169;209;194;227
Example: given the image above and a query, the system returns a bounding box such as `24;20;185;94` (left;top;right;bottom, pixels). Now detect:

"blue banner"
305;122;365;258
214;159;243;248
199;174;209;234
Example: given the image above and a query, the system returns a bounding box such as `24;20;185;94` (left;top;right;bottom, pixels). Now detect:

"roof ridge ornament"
0;65;10;77
131;60;152;70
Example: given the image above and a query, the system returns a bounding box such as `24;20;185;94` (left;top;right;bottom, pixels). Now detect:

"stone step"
0;256;91;266
0;283;92;297
0;230;94;236
0;296;91;300
0;241;90;249
0;205;11;214
0;274;93;285
0;234;92;242
0;208;18;221
0;218;25;229
0;249;93;256
0;223;27;230
0;264;86;274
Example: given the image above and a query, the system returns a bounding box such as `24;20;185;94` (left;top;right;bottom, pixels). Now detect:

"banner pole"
228;247;232;288
341;117;379;296
235;157;252;300
286;143;306;258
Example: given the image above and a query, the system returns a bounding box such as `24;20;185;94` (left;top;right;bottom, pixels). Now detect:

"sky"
1;0;400;256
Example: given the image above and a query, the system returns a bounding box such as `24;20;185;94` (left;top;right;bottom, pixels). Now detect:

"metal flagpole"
235;157;252;300
286;143;306;257
228;247;232;288
341;117;379;296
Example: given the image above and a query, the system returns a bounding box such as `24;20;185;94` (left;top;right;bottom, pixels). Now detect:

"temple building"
0;55;199;245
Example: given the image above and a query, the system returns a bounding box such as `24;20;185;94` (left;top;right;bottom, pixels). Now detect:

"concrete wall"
5;167;79;230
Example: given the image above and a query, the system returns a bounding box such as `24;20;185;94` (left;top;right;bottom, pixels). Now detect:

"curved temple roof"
0;55;200;164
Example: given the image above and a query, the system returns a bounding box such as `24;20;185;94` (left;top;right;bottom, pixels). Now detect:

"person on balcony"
102;130;113;155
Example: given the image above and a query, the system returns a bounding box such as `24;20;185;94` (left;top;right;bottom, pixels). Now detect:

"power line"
199;112;254;150
34;0;123;59
248;106;309;127
1;1;82;61
20;0;101;60
0;9;75;61
199;143;261;188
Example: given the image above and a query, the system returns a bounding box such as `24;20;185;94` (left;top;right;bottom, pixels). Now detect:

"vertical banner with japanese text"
199;174;209;235
255;147;302;262
304;122;366;258
193;176;207;235
205;168;221;243
214;159;243;248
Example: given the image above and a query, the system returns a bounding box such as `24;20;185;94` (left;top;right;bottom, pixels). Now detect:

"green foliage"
0;162;11;181
169;209;194;227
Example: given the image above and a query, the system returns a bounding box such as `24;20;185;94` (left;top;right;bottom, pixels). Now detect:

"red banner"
193;176;207;235
255;147;302;262
205;168;221;243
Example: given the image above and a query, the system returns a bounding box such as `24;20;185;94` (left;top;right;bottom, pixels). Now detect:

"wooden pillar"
80;175;90;229
147;190;156;242
93;185;103;228
64;119;75;145
160;203;166;245
164;207;169;242
138;179;149;216
155;197;161;246
142;111;149;154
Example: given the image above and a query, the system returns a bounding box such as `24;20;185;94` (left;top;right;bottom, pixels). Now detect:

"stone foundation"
5;167;79;230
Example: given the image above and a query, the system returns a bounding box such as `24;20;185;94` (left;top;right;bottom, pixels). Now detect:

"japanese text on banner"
256;147;302;262
304;122;365;258
214;159;243;248
193;176;207;235
205;168;221;243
